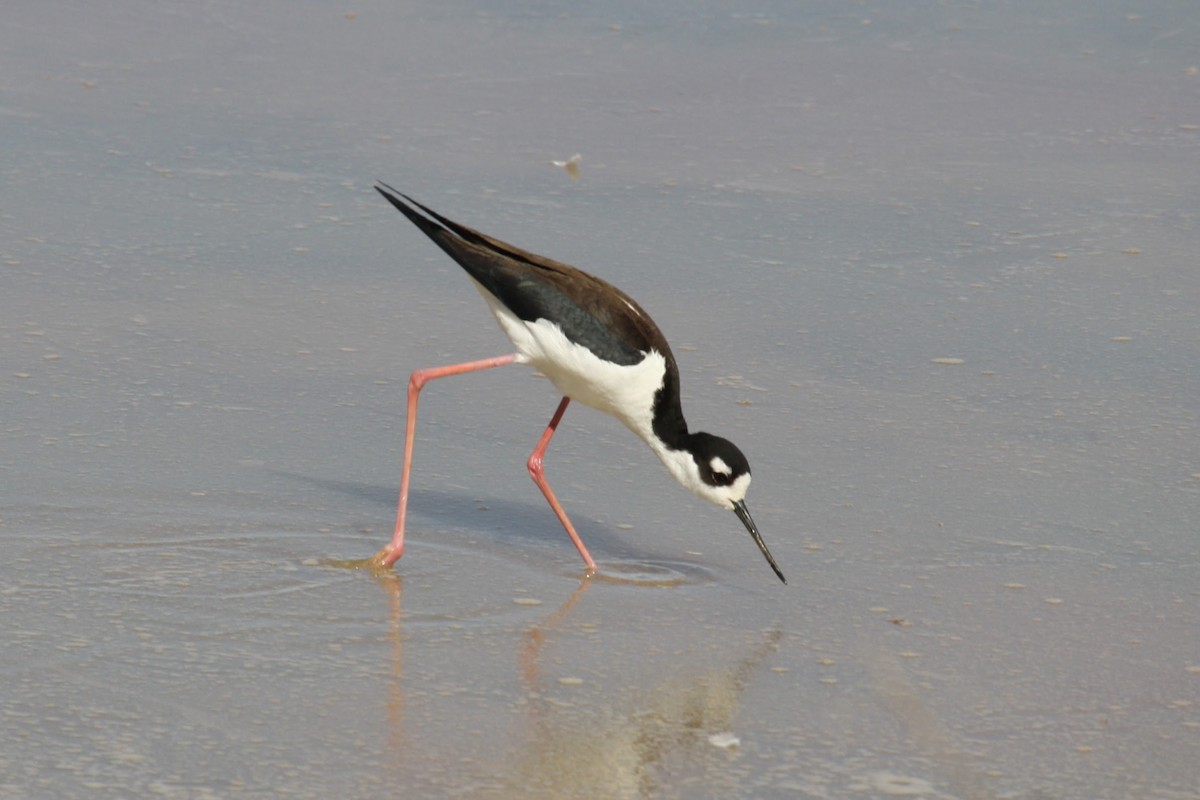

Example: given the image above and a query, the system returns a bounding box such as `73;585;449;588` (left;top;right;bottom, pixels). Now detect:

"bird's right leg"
526;396;597;574
370;353;518;569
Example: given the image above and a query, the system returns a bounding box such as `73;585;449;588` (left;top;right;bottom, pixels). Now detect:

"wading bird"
369;185;784;583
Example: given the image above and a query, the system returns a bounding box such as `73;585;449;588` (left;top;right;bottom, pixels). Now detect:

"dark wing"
376;184;671;369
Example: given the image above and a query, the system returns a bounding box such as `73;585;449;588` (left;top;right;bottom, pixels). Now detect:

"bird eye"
707;455;735;486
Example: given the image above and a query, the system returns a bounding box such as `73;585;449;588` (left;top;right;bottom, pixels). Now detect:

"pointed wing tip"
373;183;472;258
374;183;442;222
374;183;432;225
374;181;405;204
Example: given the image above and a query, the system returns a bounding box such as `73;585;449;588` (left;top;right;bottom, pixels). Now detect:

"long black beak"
733;500;786;584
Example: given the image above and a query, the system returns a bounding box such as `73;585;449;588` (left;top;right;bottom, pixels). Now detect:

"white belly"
478;285;666;443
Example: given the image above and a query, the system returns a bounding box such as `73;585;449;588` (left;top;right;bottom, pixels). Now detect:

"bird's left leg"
370;353;518;569
526;396;597;574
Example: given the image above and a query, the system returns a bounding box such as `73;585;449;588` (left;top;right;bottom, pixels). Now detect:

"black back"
377;184;691;448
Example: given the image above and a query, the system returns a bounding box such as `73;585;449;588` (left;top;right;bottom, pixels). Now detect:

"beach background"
3;2;1198;797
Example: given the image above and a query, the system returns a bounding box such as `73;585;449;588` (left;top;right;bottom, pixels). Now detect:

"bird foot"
319;545;401;571
368;544;402;570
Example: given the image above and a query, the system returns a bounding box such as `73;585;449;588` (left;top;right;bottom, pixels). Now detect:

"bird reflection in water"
367;570;782;799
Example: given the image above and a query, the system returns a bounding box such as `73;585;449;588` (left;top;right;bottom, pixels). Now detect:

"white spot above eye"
710;456;732;476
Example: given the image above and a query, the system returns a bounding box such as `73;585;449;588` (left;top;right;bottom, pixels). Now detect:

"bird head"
676;433;786;584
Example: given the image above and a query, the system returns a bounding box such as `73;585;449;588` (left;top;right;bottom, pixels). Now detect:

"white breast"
475;283;667;445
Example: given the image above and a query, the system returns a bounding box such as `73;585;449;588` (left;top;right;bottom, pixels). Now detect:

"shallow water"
4;2;1199;798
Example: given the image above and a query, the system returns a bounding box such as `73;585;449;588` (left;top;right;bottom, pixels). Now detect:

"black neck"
650;354;690;451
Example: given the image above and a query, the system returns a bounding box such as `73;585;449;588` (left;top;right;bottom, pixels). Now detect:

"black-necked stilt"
369;184;785;583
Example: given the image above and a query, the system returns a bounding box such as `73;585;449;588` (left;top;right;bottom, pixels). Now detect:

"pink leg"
527;396;597;573
371;353;518;568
